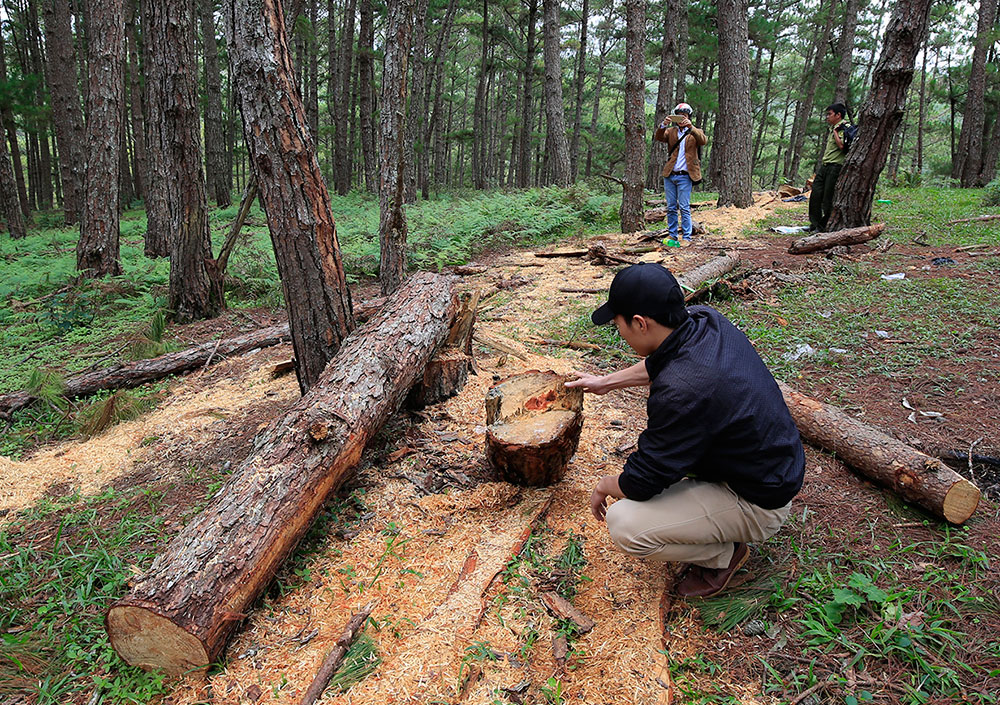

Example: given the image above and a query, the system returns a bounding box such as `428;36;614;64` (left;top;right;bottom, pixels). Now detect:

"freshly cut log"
105;273;458;673
486;371;583;486
676;252;740;300
0;325;292;419
787;223;886;254
778;382;980;524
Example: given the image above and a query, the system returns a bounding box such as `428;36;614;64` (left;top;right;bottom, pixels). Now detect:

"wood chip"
539;591;596;633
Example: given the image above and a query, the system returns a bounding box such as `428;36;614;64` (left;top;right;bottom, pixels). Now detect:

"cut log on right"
787;223;886;254
486;371;584;486
105;273;458;674
778;382;980;524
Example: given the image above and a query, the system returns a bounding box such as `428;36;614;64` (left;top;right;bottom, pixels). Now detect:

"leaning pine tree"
826;0;932;231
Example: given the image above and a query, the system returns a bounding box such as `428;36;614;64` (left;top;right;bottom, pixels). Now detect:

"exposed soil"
2;194;997;705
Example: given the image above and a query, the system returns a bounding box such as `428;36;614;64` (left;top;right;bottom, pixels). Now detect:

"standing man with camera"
809;102;852;232
653;103;708;246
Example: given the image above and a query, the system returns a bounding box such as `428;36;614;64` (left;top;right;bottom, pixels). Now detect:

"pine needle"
327;632;380;692
699;577;774;632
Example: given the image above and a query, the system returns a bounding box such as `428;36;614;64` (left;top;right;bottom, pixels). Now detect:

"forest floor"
2;188;999;705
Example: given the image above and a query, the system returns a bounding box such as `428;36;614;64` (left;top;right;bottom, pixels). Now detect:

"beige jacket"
653;125;708;182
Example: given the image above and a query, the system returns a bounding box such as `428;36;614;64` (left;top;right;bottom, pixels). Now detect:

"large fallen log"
0;300;386;420
778;382;980;524
787;223;886;254
105;273;458;673
0;325;292;419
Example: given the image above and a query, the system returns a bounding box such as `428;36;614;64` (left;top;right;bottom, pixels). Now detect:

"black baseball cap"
591;263;689;327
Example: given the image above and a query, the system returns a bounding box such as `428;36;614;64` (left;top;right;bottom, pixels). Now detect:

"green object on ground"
876;199;892;204
664;238;681;247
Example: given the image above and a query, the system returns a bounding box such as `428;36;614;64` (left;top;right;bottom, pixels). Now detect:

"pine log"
0;325;292;419
778;382;980;524
485;371;584;486
787;223;886;254
105;273;458;673
408;290;479;408
0;301;387;420
676;252;741;297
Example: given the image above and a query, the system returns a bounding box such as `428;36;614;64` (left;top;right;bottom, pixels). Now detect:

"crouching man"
566;263;805;597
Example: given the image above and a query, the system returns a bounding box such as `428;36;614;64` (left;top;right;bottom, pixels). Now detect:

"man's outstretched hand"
565;371;614;395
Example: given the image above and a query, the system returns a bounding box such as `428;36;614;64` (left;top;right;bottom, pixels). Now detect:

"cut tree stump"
485;371;584;486
407;290;478;409
105;273;459;673
778;382;980;524
787;223;886;254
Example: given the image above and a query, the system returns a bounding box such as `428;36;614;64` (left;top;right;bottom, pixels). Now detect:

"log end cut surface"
485;371;584;486
943;478;981;525
106;605;209;674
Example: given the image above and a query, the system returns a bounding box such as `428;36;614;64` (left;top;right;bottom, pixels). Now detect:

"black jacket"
618;306;805;509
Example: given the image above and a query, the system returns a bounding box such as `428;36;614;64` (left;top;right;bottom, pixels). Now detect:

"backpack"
841;123;858;152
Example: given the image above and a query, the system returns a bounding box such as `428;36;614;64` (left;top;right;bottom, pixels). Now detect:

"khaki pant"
605;478;792;569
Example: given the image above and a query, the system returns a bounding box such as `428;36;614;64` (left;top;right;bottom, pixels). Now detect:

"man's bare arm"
566;360;650;395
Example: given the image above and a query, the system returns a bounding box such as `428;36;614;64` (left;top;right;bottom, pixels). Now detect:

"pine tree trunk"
358;0;377;193
307;0;319;142
784;0;835;183
472;0;488;190
673;5;688;103
42;0;86;224
25;0;53;211
201;0;231;207
714;0;753;208
226;0;356;393
752;45;777;176
541;0;570;185
333;0;357;195
516;0;537;188
404;0;429;201
76;0;123;277
118;113;136;208
146;0;219;322
0;129;27;238
912;20;929;174
570;0;588;180
833;0;860;104
647;11;674;190
378;0;414;294
141;0;173;258
827;0;932;231
0;32;29;221
620;0;645;233
586;38;608;178
125;2;148;201
952;0;998;186
421;0;457;198
106;274;458;674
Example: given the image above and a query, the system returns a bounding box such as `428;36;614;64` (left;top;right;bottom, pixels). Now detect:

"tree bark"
420;0;457;197
0;126;26;238
570;0;588;181
146;0;219;322
516;0;538;188
952;0;999;186
201;0;231;207
226;0;355;393
105;273;458;674
541;0;571;185
619;0;645;233
378;0;414;294
647;10;674;190
42;0;86;225
833;0;860;105
787;223;886;253
404;0;429;201
585;35;610;178
472;0;489;190
673;4;688;104
76;0;124;278
714;0;753;207
779;383;980;525
826;0;932;231
140;0;173;258
0;32;30;220
333;0;357;195
357;0;377;193
125;1;148;201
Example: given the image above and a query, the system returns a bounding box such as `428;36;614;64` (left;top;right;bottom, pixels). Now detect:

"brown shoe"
676;543;749;598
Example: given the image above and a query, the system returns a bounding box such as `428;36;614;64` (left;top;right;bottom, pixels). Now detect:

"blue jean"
664;173;694;240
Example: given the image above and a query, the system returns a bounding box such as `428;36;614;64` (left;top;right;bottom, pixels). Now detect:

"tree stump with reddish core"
779;382;980;524
486;371;584;486
105;273;458;674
